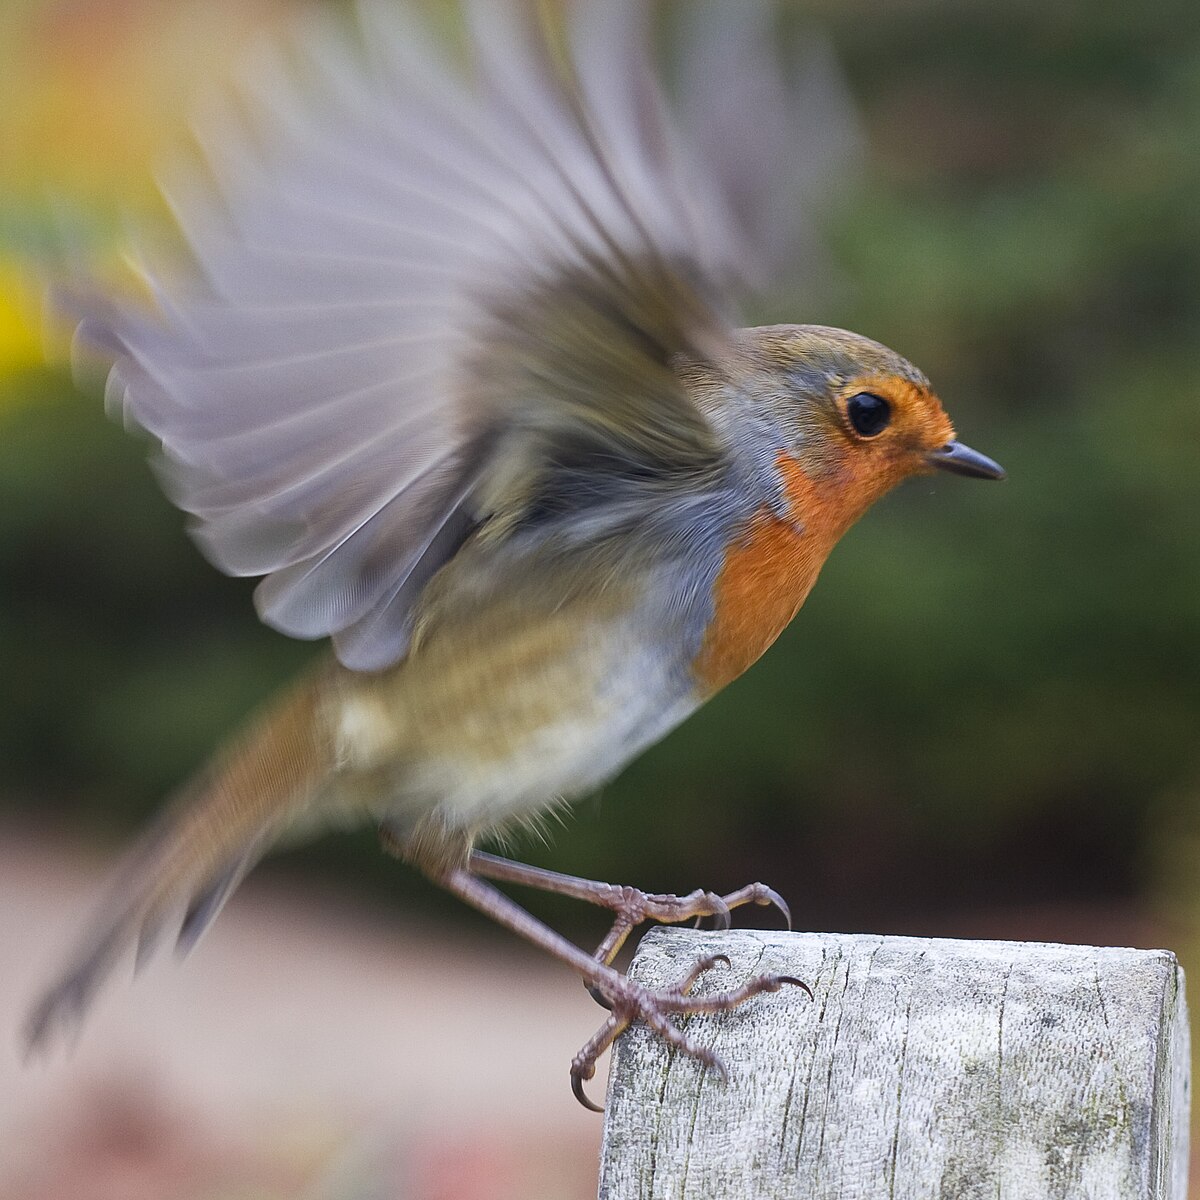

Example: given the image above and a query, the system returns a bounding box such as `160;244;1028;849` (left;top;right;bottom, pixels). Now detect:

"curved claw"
587;982;614;1011
763;887;792;930
679;952;733;995
778;975;814;1000
572;1071;604;1112
690;894;731;931
703;1050;730;1085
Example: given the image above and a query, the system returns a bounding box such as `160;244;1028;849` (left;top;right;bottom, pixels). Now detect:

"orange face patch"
836;372;955;455
691;454;869;695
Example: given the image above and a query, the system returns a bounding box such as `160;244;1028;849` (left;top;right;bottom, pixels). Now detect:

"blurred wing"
673;1;864;296
70;0;803;671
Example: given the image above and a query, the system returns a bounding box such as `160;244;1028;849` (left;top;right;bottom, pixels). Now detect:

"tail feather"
176;852;259;956
24;671;331;1055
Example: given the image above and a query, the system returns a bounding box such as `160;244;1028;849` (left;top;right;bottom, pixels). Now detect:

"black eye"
846;392;891;438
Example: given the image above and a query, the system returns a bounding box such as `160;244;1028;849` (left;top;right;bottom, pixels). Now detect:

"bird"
23;0;1004;1109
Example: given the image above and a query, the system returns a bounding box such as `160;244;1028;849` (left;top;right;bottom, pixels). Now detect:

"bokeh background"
2;0;1198;1196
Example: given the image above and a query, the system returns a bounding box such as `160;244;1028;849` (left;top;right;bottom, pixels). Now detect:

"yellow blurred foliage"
0;0;291;380
0;265;44;374
0;0;289;208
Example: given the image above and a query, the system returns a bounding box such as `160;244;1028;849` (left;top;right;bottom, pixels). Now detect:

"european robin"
24;0;1004;1108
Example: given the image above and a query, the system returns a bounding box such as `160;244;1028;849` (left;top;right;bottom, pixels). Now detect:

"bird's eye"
846;392;891;438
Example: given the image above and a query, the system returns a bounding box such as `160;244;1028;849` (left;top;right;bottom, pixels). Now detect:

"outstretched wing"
73;0;821;670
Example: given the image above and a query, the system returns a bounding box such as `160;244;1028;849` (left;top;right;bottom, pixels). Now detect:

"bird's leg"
424;860;808;1111
468;849;792;970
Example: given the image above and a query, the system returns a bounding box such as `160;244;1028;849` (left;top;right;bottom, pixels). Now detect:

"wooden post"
599;929;1189;1199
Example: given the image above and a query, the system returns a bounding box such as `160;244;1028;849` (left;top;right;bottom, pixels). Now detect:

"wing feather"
70;0;848;670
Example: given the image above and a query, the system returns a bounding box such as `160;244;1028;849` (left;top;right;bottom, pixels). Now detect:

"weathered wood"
599;929;1189;1199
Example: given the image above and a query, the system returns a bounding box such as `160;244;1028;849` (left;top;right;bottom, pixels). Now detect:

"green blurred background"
1;0;1199;1191
4;0;1197;933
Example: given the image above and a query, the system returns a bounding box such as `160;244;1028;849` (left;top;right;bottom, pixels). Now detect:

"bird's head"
725;324;1004;524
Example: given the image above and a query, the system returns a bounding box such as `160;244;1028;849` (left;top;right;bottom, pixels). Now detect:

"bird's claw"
678;952;731;994
570;956;810;1111
587;982;612;1011
778;975;813;999
587;878;791;1005
587;949;732;1010
690;882;790;931
724;881;792;930
764;887;792;931
572;1068;605;1112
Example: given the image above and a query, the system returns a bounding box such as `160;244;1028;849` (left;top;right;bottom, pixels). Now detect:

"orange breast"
692;454;860;694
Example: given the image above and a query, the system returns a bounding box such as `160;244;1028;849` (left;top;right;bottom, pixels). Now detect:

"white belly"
412;665;697;834
331;609;700;841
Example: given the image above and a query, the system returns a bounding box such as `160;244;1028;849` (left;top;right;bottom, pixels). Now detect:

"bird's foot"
429;862;808;1112
581;880;790;1010
467;852;791;946
590;878;792;935
570;954;811;1111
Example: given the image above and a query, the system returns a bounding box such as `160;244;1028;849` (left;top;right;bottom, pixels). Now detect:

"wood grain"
599;929;1189;1199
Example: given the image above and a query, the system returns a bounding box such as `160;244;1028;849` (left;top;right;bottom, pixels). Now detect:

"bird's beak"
925;440;1006;480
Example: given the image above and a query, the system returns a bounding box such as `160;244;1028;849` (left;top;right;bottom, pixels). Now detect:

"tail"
24;670;333;1055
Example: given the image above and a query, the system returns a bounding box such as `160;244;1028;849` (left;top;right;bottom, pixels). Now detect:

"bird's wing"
73;0;821;671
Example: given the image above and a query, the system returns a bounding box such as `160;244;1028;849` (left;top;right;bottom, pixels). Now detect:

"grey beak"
925;440;1006;480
